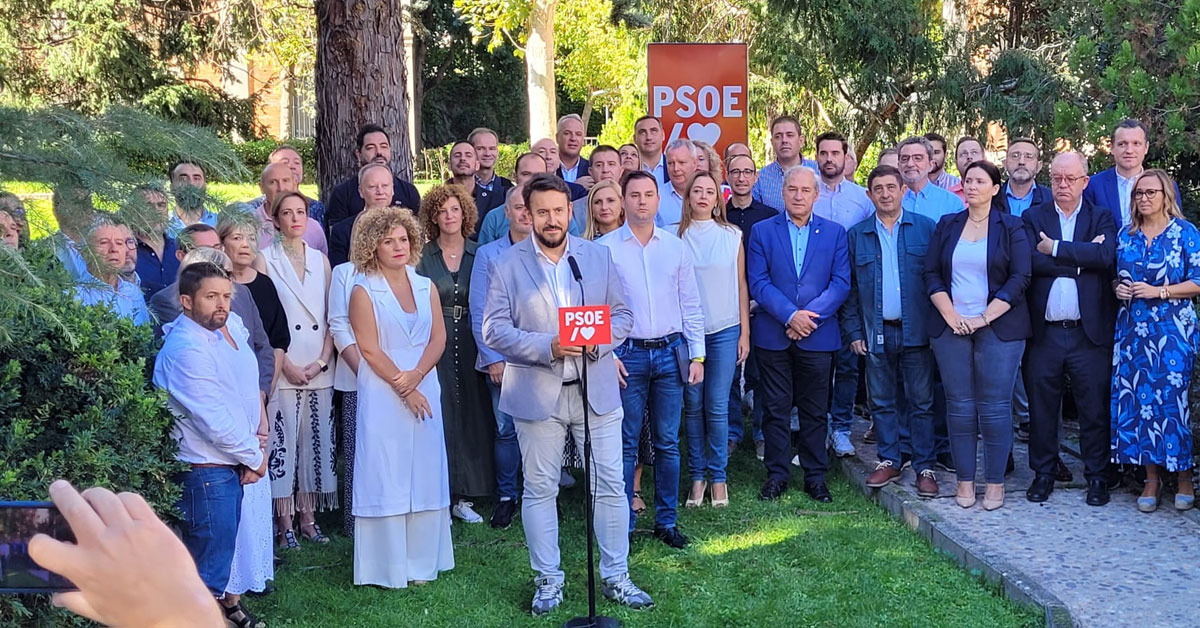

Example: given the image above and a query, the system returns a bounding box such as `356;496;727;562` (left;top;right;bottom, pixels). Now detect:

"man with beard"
947;136;985;203
811;131;872;458
994;138;1051;217
324;123;422;233
924;133;961;190
129;184;180;299
470;127;513;220
482;174;649;616
448;140;478;190
153;261;269;601
896;136;964;222
167;161;217;237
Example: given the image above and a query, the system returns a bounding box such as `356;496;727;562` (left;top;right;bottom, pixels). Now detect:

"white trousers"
514;385;628;584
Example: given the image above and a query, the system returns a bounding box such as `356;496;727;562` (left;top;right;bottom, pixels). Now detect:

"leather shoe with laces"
804;481;833;503
1086;478;1110;506
1026;475;1054;503
653;525;689;549
759;478;788;500
865;460;901;488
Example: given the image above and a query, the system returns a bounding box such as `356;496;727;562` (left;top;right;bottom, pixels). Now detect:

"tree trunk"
526;0;557;140
314;0;413;204
581;93;594;134
410;22;426;156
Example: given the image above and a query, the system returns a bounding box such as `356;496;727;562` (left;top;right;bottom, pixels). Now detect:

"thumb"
1039;231;1048;241
52;592;104;625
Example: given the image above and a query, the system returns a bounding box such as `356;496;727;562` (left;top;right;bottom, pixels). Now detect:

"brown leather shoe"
866;461;901;488
915;469;939;498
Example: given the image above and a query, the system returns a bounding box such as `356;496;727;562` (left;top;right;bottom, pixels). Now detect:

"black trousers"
1024;325;1112;481
757;345;833;483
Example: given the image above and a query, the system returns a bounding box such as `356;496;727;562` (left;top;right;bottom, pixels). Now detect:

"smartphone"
0;502;77;593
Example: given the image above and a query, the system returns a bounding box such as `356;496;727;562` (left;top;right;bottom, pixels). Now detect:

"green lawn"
251;449;1038;627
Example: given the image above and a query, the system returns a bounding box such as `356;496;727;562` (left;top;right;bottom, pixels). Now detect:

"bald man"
1021;151;1117;507
532;138;587;201
252;162;328;255
746;165;850;504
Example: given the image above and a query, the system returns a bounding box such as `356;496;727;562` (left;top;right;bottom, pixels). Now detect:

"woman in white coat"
348;207;453;588
260;191;338;549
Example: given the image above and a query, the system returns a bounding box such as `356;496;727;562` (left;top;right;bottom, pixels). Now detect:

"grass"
250;449;1039;628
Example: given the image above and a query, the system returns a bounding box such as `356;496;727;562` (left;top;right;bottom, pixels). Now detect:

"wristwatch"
316;359;329;372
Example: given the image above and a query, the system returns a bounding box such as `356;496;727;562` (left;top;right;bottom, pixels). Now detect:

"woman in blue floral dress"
1111;169;1199;513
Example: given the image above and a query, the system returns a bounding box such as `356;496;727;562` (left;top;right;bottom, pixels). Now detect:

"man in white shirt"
152;262;268;599
633;115;669;186
598;169;705;549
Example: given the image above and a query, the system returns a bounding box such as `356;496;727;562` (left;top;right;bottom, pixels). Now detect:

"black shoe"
1015;423;1031;442
653;525;689;549
490;498;518;529
1054;457;1074;483
1106;465;1124;490
935;453;955;473
803;481;833;503
759;478;788;500
1086;479;1110;506
1026;475;1054;503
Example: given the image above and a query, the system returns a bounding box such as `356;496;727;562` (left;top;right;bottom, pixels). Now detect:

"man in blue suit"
747;165;851;503
555;114;592;188
1083;119;1177;226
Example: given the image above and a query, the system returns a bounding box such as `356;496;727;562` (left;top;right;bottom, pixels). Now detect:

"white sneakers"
451;499;483;523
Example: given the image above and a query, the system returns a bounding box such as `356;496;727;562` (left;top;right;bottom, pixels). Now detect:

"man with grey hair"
149;246;276;398
329;163;399;267
658;138;699;228
897;136;964;221
1022;150;1117;507
555;114;593;189
252;162;328;255
994;138;1051;217
532;137;587;201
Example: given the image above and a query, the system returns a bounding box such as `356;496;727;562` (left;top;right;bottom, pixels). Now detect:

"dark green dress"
416;239;496;498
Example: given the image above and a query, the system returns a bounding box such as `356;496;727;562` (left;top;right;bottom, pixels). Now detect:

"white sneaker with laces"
531;576;564;616
602;573;654;609
452;500;483;523
831;431;856;457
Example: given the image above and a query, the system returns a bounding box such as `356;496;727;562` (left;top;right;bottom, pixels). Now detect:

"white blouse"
681;219;743;335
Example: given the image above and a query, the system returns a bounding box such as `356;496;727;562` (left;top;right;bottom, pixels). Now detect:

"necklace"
968;213;988;224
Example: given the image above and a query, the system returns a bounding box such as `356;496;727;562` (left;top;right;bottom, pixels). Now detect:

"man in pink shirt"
254;163;328;255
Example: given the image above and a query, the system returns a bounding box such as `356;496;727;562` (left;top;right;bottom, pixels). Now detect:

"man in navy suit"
555;114;592;189
993;138;1052;216
322;123;421;236
1083;119;1177;227
1023;152;1118;506
747;166;851;503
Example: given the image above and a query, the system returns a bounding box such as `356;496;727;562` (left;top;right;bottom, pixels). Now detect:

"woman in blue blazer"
923;160;1031;511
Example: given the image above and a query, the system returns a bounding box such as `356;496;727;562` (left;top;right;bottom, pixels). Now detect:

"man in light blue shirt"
995;138;1050;217
167;160;218;238
752;115;820;212
897;136;965;222
656;138;699;228
74;219;152;326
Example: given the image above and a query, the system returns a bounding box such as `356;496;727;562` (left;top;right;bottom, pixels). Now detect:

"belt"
1046;319;1081;328
190;463;238;469
627;332;681;350
442;305;465;322
563;379;580;387
882;319;902;328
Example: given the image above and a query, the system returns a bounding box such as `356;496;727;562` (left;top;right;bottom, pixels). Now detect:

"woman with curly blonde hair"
347;206;453;587
415;184;495;523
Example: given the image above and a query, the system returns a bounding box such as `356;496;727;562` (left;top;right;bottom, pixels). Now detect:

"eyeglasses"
898;155;925;163
1050;175;1085;186
124;238;137;250
1007;152;1038;161
1133;189;1163;199
728;169;756;177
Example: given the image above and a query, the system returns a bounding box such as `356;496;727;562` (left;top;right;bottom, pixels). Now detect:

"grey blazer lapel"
515;238;557;308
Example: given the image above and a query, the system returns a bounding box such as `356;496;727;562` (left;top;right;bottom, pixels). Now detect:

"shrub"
231;138;318;184
415;141;530;182
0;242;185;626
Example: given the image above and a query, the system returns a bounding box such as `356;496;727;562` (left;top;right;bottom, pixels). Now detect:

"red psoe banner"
558;305;612;347
647;43;749;159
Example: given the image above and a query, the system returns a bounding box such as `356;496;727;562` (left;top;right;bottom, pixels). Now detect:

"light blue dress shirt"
902;183;964;222
477;203;582;245
1005;182;1038;217
876;214;902;320
752;159;821;213
656;182;686;228
75;275;153;326
166;209;218;238
814;178;873;229
53;233;91;281
1115;169;1140;226
787;218;812;278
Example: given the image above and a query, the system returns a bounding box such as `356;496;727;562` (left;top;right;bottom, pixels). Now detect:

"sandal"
223;601;266;628
279;528;300;551
631;491;646;515
300;522;330;544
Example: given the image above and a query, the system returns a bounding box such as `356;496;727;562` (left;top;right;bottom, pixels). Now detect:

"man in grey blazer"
483;174;652;616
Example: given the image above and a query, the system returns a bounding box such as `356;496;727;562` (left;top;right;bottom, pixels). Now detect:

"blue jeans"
488;378;521;501
728;347;764;444
896;373;950;457
617;336;684;531
684;325;740;482
865;324;936;471
828;343;859;434
930;327;1025;484
175;466;243;596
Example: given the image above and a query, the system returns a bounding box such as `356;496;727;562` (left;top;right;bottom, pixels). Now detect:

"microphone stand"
565;255;619;628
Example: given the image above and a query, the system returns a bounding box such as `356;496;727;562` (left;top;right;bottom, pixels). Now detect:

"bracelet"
692;357;705;364
1161;286;1170;300
980;314;989;326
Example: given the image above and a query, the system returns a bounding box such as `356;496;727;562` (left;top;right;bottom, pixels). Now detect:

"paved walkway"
832;419;1200;627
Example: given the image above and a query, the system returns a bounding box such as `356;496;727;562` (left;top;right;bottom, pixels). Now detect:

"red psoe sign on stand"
647;43;749;159
558;306;612;347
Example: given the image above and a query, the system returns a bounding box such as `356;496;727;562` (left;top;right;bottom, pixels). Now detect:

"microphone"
567;254;583;282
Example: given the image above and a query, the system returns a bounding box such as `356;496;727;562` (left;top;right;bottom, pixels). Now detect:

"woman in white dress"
348;207;453;588
329;220;365;537
261;191;338;549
